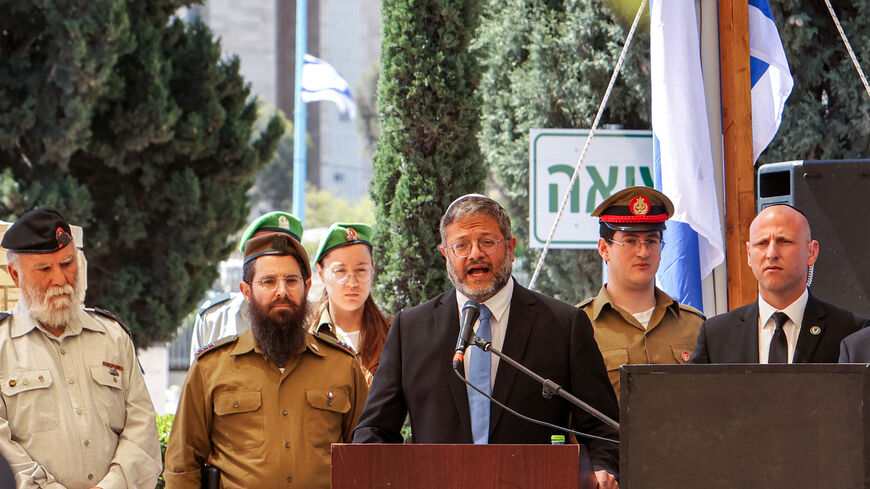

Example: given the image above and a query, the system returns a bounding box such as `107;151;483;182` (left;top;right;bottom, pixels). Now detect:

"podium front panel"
620;364;870;489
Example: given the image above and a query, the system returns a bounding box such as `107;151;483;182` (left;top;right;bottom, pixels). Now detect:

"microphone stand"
473;336;620;431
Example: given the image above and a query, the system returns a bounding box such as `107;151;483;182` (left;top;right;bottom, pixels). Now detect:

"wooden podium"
332;443;598;489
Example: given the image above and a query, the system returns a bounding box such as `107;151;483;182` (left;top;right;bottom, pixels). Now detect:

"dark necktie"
768;311;789;363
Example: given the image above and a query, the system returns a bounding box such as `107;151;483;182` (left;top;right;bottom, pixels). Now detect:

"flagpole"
719;0;757;309
292;0;308;224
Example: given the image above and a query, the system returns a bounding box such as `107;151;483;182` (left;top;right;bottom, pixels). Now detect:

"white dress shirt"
757;289;809;363
457;277;514;388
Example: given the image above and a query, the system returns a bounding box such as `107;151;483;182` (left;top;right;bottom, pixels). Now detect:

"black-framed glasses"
446;238;504;258
252;274;304;291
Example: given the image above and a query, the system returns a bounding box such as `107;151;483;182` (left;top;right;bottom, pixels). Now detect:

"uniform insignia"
279;215;290;229
195;335;238;359
312;331;357;356
681;351;691;362
810;325;822;336
630;196;651;216
102;361;124;373
55;226;72;248
346;227;358;241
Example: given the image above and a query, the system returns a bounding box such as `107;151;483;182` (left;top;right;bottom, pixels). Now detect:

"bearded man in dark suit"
353;194;620;488
691;204;867;364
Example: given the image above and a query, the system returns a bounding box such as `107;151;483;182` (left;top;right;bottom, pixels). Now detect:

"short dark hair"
440;195;512;245
599;223;663;241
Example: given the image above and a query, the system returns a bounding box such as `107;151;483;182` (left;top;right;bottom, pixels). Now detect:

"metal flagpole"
292;0;308;223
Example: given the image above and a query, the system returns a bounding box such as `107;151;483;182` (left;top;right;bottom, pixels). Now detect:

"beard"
19;279;79;328
447;250;513;303
247;294;310;368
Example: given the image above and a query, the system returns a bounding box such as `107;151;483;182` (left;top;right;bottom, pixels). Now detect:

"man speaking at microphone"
353;195;619;487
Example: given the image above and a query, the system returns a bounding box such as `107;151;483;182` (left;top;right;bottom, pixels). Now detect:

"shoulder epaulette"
195;335;238;359
312;331;357;356
678;302;706;320
87;307;134;339
198;293;233;316
576;297;594;309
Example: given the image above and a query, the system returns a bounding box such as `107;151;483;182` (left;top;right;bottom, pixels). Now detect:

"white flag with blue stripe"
302;54;358;120
650;0;724;310
749;0;793;161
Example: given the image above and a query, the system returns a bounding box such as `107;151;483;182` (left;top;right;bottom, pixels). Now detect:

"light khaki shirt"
0;302;161;489
578;286;705;401
164;329;368;489
189;293;250;361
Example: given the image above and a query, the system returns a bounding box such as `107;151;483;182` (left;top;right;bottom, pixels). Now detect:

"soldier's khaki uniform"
578;286;704;400
164;328;368;489
309;307;376;385
0;302;161;489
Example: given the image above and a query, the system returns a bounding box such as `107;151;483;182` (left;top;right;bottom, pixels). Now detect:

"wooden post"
719;0;757;309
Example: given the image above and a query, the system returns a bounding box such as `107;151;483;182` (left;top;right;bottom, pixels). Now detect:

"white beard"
20;282;78;328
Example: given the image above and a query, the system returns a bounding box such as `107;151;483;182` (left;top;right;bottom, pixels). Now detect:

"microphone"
452;299;480;370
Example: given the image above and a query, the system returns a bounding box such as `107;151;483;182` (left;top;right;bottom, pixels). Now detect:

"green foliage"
250;105;294;212
305;184;375;229
476;0;651;302
156;413;174;489
763;2;870;163
0;0;284;346
371;0;486;312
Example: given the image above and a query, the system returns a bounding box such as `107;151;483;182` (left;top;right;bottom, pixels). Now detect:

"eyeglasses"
608;237;665;251
446;238;504;258
252;274;305;291
327;265;373;285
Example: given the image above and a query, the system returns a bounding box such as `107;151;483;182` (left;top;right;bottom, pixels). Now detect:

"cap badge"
279;216;289;229
630;196;651;216
346;227;358;242
55;227;72;248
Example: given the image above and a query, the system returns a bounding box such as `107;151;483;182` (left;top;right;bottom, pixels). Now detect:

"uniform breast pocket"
213;389;264;450
304;388;350;450
601;347;628;390
89;365;127;432
0;369;58;433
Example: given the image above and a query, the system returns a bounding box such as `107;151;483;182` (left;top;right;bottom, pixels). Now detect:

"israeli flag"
650;0;724;310
301;54;358;120
749;0;793;162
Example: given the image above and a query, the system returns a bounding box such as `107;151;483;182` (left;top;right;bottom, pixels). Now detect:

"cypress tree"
371;0;486;312
0;0;284;346
476;0;650;302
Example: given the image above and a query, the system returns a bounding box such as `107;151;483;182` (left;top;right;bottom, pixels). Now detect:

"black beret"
1;207;74;254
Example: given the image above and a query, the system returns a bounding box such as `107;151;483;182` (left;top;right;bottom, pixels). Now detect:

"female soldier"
310;222;390;384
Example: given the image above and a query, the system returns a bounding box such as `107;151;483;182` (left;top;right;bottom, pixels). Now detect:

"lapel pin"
810;325;822;336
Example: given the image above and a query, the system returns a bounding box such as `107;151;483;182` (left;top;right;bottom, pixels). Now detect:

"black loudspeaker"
757;160;870;318
620;364;870;489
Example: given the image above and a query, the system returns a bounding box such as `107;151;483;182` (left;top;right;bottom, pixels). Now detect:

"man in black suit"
839;327;870;363
691;204;866;364
353;194;620;488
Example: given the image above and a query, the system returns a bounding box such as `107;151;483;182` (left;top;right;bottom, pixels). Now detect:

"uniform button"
38;375;44;382
233;401;239;408
113;377;118;383
22;379;29;386
327;399;334;406
87;474;93;480
76;408;83;415
68;379;75;384
84;440;90;446
286;476;293;482
60;349;66;355
282;410;288;415
7;380;15;387
285;442;291;448
327;391;335;399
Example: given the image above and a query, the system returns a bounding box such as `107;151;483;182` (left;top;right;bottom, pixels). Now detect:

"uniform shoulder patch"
198;293;233;316
195;335;238;359
678;302;706;320
576;297;594;309
86;307;134;339
312;331;357;356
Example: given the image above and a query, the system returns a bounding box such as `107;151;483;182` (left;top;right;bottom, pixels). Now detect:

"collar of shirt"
10;301;104;339
757;288;809;363
591;285;677;329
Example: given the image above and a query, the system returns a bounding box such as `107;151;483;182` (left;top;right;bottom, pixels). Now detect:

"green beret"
238;211;303;253
1;207;73;254
243;232;312;278
313;222;373;264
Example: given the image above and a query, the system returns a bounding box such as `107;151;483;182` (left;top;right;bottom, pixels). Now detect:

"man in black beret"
0;207;161;489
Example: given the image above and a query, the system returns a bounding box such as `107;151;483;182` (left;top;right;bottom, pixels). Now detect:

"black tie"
768;311;789;363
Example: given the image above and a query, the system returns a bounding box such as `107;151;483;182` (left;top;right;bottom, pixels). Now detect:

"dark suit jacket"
352;282;620;474
839;326;870;363
690;293;868;364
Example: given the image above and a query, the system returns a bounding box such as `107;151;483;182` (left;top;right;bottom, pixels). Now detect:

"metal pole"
292;0;308;223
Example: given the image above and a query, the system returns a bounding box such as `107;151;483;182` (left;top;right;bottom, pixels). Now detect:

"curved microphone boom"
452;299;480;370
